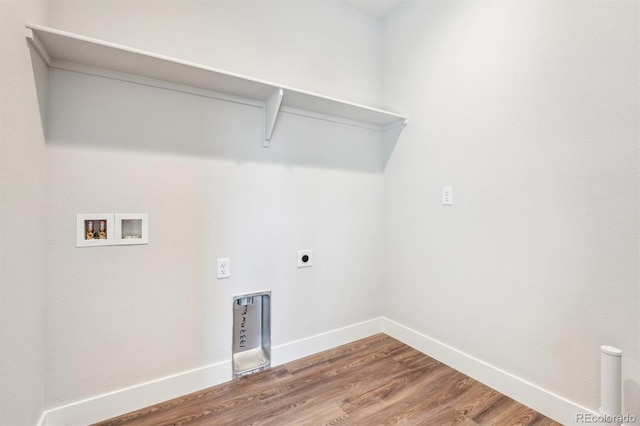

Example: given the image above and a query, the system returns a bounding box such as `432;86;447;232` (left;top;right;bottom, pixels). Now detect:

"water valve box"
76;214;114;247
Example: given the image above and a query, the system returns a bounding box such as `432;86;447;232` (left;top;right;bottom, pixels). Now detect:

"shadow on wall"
624;380;640;420
42;68;385;174
30;44;48;134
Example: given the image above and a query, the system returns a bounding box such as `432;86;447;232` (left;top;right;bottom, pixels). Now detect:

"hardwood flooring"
93;334;561;426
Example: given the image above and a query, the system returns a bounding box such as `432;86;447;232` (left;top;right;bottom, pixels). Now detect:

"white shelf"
25;24;407;147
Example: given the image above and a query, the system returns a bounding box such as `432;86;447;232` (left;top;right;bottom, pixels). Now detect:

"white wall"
0;0;48;424
49;0;383;108
44;1;385;409
383;0;639;417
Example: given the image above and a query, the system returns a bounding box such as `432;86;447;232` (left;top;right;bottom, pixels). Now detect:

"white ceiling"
342;0;404;18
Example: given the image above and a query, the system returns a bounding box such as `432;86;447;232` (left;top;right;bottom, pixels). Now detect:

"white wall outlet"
217;258;230;279
442;186;453;205
297;249;312;268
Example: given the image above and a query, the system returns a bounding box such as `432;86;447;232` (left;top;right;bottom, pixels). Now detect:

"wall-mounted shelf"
25;24;407;147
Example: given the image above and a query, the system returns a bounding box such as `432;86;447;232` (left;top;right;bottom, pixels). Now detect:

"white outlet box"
115;213;148;245
217;258;230;279
442;187;453;205
297;249;312;268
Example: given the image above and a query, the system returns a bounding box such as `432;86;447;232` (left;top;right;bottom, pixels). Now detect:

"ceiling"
342;0;404;18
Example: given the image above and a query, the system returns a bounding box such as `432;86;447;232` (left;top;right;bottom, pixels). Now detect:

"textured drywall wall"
48;0;384;108
0;0;48;424
44;65;384;407
383;0;639;416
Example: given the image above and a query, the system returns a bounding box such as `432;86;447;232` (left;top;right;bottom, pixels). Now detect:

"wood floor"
93;334;561;426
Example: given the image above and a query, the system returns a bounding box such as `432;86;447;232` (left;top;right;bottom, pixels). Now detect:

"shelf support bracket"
263;88;284;147
383;118;408;168
25;28;52;66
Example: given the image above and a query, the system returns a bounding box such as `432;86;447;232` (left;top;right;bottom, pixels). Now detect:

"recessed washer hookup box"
232;291;271;378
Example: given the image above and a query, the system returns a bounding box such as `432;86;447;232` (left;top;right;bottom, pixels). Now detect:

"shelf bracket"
383;118;408;168
263;88;284;147
25;28;52;67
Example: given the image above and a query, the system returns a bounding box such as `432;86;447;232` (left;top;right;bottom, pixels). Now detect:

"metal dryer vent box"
232;291;271;378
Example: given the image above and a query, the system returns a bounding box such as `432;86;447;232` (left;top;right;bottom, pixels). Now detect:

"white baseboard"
271;317;383;366
42;317;382;426
381;317;596;426
45;359;232;426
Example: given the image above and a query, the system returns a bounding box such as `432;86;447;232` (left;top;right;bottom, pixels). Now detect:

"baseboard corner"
381;316;595;426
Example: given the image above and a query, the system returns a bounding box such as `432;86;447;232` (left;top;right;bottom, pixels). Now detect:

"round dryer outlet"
297;249;312;268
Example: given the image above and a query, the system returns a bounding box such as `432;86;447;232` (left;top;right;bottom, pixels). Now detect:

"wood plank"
342;366;473;424
399;404;479;426
253;400;349;426
471;395;558;426
450;379;504;419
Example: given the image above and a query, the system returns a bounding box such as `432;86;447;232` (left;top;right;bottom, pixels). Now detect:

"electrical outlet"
297;249;312;268
217;258;230;279
442;187;453;205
